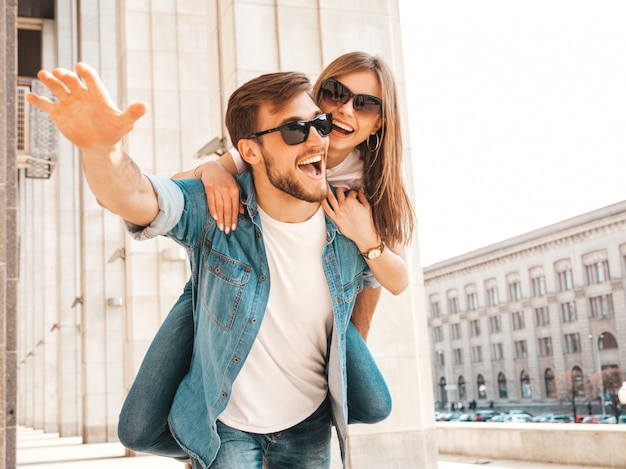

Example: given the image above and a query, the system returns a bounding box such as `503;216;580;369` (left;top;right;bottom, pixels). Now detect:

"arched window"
439;377;448;406
477;374;487;399
520;370;532;398
599;333;618;350
545;368;556;398
498;372;508;398
458;376;467;401
572;366;584;397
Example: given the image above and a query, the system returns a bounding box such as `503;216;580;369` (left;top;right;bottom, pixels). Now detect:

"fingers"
356;188;370;206
25;92;55;114
35;69;71;99
52;67;87;95
122;102;148;124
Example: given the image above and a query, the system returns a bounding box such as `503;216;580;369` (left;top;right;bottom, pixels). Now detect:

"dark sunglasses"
247;113;332;146
319;78;382;117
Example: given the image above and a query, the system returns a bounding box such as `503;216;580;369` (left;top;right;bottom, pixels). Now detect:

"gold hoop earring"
367;133;381;153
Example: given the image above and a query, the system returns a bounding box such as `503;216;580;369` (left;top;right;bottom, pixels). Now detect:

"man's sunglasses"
247;113;332;146
318;78;382;118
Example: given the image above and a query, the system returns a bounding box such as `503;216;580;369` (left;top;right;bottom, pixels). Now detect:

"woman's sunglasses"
319;78;382;118
247;113;333;146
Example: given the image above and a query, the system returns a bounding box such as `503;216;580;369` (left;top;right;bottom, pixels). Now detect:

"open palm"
26;62;146;152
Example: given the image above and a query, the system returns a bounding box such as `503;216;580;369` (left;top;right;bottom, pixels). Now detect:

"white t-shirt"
218;206;333;433
230;147;364;189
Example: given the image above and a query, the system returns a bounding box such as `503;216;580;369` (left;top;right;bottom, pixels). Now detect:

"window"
453;348;463;365
520;370;532;398
589;294;614;318
498;372;508;398
448;296;459;315
469;319;481;337
491;343;504;361
545;368;556;398
538;337;553;356
532;276;546;297
489;315;501;333
433;326;443;342
430;300;441;318
435;351;445;366
471;345;483;363
451;323;462;340
458;376;467;401
466;292;478;311
477;374;487;399
508;280;522;301
439;377;447;405
572;366;584;397
585;260;610;285
560;301;577;322
558;269;573;291
564;333;581;354
535;306;550;326
598;333;618;350
487;286;499;306
512;311;525;330
515;340;528;359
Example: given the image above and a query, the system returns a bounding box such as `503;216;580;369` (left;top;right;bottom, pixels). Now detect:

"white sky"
399;1;626;266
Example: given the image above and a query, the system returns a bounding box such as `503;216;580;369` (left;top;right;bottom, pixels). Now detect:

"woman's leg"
346;321;392;424
117;280;194;459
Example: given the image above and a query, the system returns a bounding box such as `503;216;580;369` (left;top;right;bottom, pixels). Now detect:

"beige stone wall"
437;422;626;468
2;1;18;468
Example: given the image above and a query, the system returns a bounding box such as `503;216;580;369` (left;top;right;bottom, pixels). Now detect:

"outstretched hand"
26;63;146;153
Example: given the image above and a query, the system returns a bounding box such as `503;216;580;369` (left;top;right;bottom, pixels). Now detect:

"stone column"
1;0;19;467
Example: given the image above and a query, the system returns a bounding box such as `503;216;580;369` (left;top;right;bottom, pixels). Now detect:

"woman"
117;51;414;463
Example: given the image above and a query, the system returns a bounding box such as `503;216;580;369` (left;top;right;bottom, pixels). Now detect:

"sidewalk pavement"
17;426;609;469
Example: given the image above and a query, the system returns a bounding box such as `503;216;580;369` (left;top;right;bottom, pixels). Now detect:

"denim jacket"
127;172;366;468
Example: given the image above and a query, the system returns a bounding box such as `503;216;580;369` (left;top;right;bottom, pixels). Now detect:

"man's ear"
238;139;262;166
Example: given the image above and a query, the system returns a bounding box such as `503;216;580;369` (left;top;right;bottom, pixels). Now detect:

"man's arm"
26;63;157;226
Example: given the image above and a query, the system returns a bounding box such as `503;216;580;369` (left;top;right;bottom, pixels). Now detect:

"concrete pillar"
1;0;19;467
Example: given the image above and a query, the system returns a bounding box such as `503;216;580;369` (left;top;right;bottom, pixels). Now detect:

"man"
28;63;367;468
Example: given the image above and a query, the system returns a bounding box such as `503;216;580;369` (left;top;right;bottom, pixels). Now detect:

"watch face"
367;248;382;259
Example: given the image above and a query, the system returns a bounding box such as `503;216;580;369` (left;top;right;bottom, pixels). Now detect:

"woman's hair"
313;52;415;246
226;71;312;147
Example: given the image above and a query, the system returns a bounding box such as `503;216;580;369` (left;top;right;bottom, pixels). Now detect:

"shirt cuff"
124;174;184;240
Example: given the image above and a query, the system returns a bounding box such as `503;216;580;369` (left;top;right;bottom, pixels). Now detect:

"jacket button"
221;392;227;398
259;274;266;281
251;318;257;323
234;357;240;363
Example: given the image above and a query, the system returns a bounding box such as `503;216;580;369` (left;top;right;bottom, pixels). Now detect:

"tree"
589;368;623;422
556;369;585;422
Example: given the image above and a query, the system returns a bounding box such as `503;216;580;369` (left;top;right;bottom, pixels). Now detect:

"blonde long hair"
313;52;415;246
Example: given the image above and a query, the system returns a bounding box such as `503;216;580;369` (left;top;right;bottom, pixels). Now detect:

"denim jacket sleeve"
124;175;212;249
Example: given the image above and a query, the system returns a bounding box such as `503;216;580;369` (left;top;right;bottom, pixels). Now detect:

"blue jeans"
118;280;391;460
204;398;331;469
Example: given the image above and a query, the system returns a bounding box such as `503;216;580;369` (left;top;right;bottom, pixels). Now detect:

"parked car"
489;414;507;422
582;414;617;424
471;410;500;422
507;414;532;423
619;415;626;424
530;413;554;423
547;414;572;423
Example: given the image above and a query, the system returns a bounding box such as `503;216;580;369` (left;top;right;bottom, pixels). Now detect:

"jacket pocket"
201;248;252;331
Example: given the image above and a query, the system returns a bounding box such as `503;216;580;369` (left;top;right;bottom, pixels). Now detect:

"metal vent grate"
17;85;30;153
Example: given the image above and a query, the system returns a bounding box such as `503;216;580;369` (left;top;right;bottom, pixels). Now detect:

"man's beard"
263;149;327;203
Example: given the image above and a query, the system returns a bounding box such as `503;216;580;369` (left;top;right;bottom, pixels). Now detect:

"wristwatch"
360;241;385;260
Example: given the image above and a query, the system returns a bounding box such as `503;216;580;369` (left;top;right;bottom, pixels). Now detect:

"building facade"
424;201;626;415
7;1;436;468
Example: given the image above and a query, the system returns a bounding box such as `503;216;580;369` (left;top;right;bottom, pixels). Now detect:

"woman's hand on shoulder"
196;161;243;233
322;186;378;249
